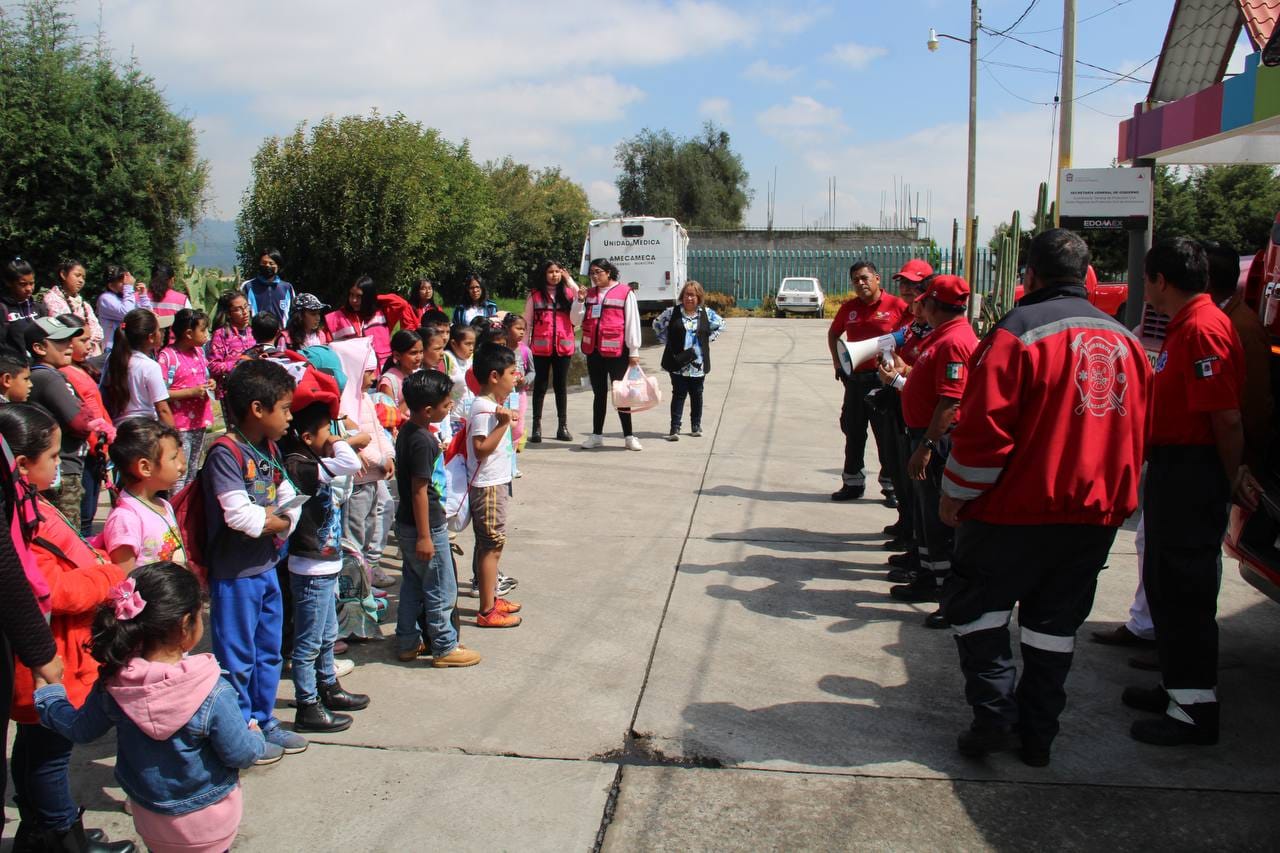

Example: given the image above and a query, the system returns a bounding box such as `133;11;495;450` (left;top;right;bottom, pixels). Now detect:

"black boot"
556;421;572;441
1121;684;1167;714
1131;702;1219;746
528;421;542;443
957;724;1020;757
293;700;353;733
49;812;137;853
319;679;370;711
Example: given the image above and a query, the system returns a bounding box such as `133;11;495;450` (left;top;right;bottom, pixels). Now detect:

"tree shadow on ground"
705;527;886;555
699;484;835;503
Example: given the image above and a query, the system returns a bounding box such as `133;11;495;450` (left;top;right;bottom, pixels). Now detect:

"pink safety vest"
151;288;190;320
581;283;630;358
530;289;576;357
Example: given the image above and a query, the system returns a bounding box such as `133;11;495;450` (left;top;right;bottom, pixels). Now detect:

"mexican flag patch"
1194;356;1220;379
945;362;964;380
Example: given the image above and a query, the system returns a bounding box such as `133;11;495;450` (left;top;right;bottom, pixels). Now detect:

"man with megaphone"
827;262;908;503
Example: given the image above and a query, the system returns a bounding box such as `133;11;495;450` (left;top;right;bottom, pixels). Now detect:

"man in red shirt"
939;230;1152;767
879;275;977;628
1124;238;1260;748
827;262;908;502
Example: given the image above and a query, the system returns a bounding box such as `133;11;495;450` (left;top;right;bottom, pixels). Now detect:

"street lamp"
928;2;979;283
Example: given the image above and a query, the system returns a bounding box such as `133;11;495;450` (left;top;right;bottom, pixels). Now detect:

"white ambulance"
579;216;689;311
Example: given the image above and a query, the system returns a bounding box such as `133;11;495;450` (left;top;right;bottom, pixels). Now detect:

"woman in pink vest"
522;260;579;443
326;274;392;362
146;264;190;324
572;259;643;451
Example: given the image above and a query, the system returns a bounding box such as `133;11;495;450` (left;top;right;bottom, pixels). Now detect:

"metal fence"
688;246;996;307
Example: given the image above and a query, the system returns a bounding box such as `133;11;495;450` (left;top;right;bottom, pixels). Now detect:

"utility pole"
1055;0;1075;226
964;0;979;279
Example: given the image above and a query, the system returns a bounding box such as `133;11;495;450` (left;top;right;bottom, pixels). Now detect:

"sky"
64;0;1248;246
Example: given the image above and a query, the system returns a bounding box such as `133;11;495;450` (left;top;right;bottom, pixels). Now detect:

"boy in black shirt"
394;370;479;668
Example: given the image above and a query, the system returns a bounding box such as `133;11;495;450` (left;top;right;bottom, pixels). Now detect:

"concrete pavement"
7;318;1279;851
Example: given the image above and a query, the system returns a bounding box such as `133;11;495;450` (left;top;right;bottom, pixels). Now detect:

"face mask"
259;266;275;281
51;460;62;491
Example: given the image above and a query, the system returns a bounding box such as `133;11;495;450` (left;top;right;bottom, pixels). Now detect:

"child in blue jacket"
34;562;270;853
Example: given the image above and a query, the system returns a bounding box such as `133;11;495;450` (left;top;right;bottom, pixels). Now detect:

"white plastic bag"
611;366;662;414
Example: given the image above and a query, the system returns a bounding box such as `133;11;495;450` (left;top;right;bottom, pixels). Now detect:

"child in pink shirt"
158;309;214;491
103;418;187;571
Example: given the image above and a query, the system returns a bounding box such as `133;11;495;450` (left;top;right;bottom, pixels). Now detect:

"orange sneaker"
494;598;522;614
476;607;522;628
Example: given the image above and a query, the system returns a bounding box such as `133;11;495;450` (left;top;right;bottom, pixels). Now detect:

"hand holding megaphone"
838;334;898;377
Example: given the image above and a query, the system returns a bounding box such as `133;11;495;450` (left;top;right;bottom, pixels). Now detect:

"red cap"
893;259;934;283
292;366;341;418
916;274;971;308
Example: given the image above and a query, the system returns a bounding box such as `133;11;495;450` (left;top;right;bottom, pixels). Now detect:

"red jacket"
942;284;1152;526
11;498;126;723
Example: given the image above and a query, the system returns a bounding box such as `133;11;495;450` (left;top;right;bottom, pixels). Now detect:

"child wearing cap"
280;368;371;733
25;317;96;527
286;293;333;351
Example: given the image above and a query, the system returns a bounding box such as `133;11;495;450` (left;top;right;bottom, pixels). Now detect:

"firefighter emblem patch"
1071;333;1129;417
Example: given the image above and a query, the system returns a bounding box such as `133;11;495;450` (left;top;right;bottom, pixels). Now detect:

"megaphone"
838;334;897;376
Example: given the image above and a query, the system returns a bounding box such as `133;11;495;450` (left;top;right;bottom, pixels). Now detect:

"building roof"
1148;0;1244;103
1240;0;1280;48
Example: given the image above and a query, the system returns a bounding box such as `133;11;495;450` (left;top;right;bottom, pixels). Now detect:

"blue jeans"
10;722;77;830
669;372;705;432
209;569;285;728
395;522;458;657
80;456;104;536
289;572;339;704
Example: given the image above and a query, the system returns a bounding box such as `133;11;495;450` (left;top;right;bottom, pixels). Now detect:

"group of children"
0;279;541;852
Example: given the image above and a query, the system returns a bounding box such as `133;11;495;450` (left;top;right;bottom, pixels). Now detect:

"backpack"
442;420;475;532
171;434;281;587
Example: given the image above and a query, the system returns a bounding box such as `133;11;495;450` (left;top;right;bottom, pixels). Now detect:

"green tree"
483;158;592;295
615;122;752;228
0;0;207;286
237;112;499;305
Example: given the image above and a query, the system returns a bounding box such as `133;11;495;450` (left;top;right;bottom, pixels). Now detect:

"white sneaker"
582;434;604;449
625;435;643;452
664;433;679;442
334;659;355;678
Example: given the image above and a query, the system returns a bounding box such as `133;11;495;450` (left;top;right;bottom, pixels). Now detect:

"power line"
982;65;1054;105
982;58;1148;82
1019;0;1135;35
979;25;1151;84
989;0;1041;35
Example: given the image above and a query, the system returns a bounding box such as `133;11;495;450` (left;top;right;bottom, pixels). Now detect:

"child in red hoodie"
35;562;270;853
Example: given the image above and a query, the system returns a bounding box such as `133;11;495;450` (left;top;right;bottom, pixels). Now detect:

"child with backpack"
199;359;305;755
280;371;371;732
34;562;270;853
54;314;115;535
103;419;187;572
208;291;253;425
377;329;423;427
157;309;214;491
395;370;479;666
0;403;133;852
24;317;95;529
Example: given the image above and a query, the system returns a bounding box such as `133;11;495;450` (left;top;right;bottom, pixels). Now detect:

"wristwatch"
922;438;937;451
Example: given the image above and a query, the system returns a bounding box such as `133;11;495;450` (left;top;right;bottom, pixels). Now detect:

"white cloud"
699;97;732;123
758;96;843;132
587;180;620;216
69;0;757;213
825;42;888;70
755;89;1146;244
743;60;799;82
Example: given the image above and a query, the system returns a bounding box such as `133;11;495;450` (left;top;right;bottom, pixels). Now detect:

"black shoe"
1130;703;1218;746
882;537;913;552
957;725;1020;757
294;701;353;733
49;812;136;853
528;422;542;443
1128;654;1160;671
890;582;940;603
1020;741;1051;767
886;552;913;570
883;522;907;537
1121;685;1168;714
556;423;573;441
319;679;370;711
886;567;920;584
1090;625;1154;647
831;484;865;501
924;609;949;629
884;492;898;509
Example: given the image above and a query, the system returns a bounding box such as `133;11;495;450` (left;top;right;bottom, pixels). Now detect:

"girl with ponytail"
104;308;174;426
34;562;268;853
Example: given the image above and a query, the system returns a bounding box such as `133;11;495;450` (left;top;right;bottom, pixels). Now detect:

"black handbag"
671;348;699;369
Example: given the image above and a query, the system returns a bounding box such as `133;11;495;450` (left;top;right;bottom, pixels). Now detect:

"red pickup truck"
1013;265;1128;317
